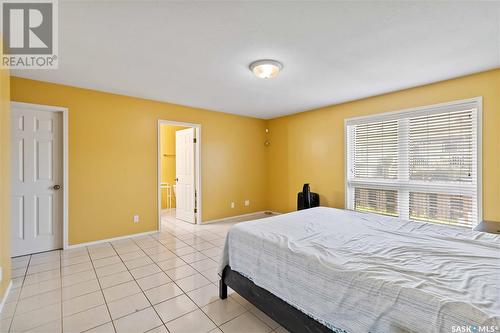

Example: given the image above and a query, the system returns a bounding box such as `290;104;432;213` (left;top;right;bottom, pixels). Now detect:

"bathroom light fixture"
249;59;283;79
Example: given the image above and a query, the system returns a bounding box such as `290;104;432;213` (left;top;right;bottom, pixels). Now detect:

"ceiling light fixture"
249;59;283;79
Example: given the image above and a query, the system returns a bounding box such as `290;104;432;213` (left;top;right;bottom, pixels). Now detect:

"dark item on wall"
297;183;320;210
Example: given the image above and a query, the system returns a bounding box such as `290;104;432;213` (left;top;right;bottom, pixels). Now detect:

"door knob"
53;185;61;190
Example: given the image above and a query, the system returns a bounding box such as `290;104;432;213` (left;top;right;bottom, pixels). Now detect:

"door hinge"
193;138;197;143
194;208;197;213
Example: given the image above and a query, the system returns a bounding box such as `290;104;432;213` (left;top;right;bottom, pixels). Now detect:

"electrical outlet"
133;215;140;223
244;200;250;207
230;202;235;209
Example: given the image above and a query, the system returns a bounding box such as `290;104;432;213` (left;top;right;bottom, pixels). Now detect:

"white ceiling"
13;1;500;119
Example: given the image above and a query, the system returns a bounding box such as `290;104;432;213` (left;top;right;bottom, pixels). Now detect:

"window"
345;98;481;228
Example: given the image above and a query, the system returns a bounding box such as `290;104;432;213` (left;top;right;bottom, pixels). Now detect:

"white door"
11;105;63;256
175;128;196;223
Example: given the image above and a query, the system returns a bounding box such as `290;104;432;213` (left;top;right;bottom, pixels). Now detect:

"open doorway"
158;120;201;230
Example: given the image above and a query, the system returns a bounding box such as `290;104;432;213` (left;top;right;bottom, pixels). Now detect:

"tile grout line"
131;234;220;331
8;252;65;333
131;229;231;332
10;251;146;332
85;246;118;333
7;254;32;333
95;232;233;331
107;228;219;329
109;239;171;333
45;246;122;331
162;219;277;330
15;250;90;292
20;251;79;332
162;220;276;332
6;218;272;333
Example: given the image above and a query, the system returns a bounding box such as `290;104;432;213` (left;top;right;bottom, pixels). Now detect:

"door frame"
11;102;70;250
157;120;202;228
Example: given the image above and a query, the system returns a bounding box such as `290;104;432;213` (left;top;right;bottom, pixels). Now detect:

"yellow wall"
160;125;187;209
267;69;500;223
0;64;11;299
11;77;268;245
9;69;499;249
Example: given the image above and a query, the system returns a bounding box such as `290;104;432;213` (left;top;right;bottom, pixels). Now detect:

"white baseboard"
203;211;280;224
0;280;13;314
66;210;283;247
66;230;158;249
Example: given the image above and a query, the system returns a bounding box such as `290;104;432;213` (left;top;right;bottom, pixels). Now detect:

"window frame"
344;97;483;227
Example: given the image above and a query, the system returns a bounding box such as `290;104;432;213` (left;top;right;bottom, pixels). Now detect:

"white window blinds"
346;98;481;228
353;120;398;180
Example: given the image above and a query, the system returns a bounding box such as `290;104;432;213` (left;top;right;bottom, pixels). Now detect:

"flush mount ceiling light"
249;59;283;79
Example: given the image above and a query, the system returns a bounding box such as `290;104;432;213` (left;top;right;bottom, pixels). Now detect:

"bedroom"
0;1;499;333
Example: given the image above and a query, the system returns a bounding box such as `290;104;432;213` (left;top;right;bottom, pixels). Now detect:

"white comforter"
219;207;500;333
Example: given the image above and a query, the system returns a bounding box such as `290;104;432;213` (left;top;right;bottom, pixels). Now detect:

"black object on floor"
297;183;320;210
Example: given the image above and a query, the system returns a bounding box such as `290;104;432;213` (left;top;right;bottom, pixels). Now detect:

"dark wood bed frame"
219;265;334;333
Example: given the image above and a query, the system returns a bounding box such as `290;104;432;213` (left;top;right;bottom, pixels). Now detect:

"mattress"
219;207;500;333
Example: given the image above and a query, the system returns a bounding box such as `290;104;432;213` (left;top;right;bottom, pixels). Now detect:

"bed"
218;207;500;333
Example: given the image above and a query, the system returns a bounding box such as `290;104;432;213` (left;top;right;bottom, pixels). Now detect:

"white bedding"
219;207;500;333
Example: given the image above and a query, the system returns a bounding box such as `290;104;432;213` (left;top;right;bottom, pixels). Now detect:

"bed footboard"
219;265;333;333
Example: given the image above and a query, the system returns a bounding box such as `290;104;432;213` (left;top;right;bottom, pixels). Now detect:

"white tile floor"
1;213;288;333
